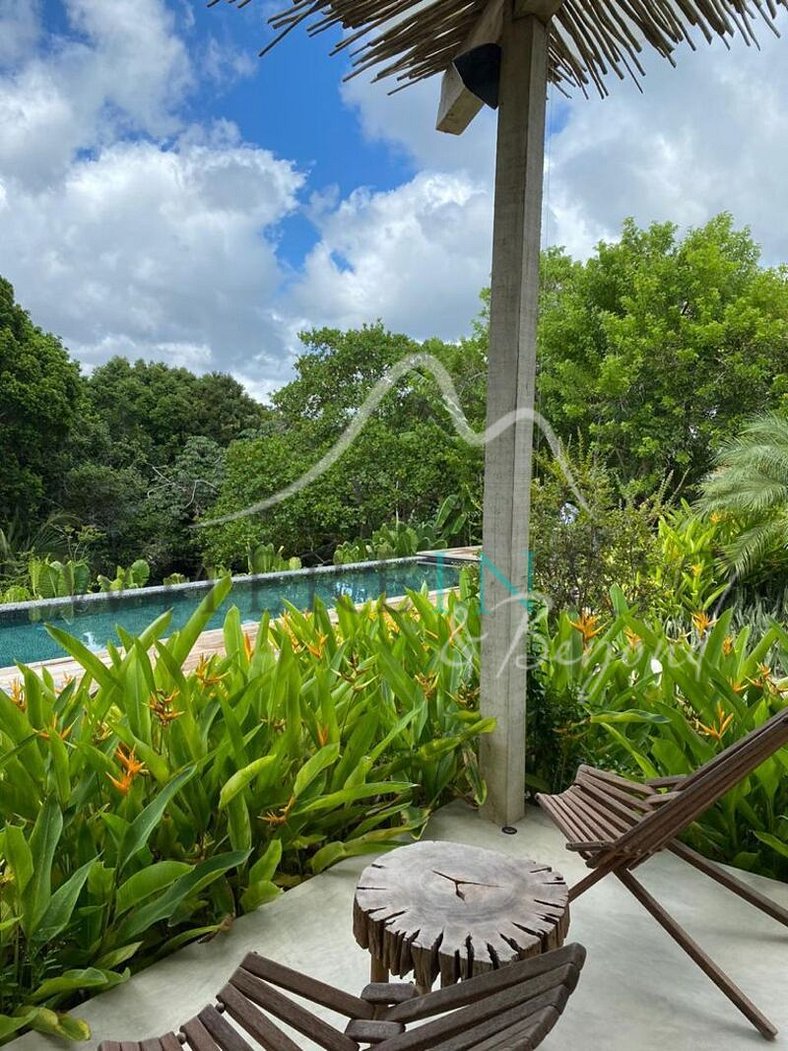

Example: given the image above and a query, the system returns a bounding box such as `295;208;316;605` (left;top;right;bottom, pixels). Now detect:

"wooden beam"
479;6;549;825
436;0;562;135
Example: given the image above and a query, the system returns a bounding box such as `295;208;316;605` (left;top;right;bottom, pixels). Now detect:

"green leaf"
115;861;192;916
31;967;126;1003
114;851;250;942
240;880;282;912
22;798;63;938
34;859;95;943
249;839;282;884
219;755;277;809
4;824;33;896
118;766;197;872
292;743;341;799
44;625;117;690
754;832;788;860
295;781;413;815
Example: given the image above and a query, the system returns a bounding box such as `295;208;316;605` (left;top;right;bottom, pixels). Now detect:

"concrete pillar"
480;7;548;825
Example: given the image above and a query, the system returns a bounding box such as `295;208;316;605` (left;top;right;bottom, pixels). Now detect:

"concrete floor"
11;802;787;1050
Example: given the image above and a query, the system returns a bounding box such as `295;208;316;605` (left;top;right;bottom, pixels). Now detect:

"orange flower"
261;795;295;826
149;688;182;725
697;703;734;742
691;611;713;637
116;744;146;777
107;771;134;795
317;724;330;747
306;633;328;660
194;656;226;688
243;632;255;661
107;744;146;794
38;718;74;742
8;679;25;710
722;636;734;656
624;627;641;649
569;611;601;647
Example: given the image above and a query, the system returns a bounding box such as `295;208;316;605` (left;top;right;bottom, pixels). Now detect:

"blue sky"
1;1;788;398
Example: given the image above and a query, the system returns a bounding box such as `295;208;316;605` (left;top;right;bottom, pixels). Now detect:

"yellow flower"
691;563;704;578
148;688;182;725
107;744;146;794
722;636;734;656
243;632;255;661
697;703;734;742
569;611;601;647
624;627;641;649
194;655;226;687
38;718;74;742
261;794;295;826
8;679;25;710
116;744;146;777
691;611;713;637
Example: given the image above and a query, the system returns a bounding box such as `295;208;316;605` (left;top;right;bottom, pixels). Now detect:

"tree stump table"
353;841;569;993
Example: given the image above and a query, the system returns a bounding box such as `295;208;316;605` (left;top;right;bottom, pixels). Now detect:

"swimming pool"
0;557;462;666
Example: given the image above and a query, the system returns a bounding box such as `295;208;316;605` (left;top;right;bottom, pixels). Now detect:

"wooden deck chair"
97;942;585;1051
537;704;788;1039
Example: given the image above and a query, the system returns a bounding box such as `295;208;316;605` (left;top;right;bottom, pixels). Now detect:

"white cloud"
288;170;492;340
0;135;304;386
340;20;788;270
0;2;42;65
3;0;788;405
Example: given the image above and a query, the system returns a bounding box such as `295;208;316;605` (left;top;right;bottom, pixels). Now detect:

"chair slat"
218;983;302;1051
181;1015;223;1051
241;953;373;1020
230;966;358;1051
198;1005;254;1051
387;945;584;1023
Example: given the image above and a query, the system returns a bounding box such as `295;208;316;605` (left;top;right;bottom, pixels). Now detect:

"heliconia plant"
533;586;788;880
0;577;491;1042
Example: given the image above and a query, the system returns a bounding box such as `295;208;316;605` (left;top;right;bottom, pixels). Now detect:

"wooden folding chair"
97;942;586;1050
537;704;788;1039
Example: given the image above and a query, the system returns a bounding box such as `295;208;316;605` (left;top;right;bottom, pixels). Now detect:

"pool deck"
0;547;480;691
8;801;787;1051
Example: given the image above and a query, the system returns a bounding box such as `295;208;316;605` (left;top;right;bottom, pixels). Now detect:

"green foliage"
96;560;151;592
698;411;788;579
333;497;472;566
27;558;91;600
247;543;301;574
162;573;189;587
0;279;84;525
648;503;729;625
469;215;788;498
528;451;664;618
534;590;788;880
201;325;483;566
0;580;491;1041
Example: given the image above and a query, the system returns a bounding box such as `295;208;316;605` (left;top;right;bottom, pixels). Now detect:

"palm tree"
698;412;788;577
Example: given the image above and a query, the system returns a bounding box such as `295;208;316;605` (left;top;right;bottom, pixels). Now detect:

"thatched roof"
211;0;787;98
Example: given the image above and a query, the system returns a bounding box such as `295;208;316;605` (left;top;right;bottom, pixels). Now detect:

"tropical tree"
0;278;84;525
698;411;788;578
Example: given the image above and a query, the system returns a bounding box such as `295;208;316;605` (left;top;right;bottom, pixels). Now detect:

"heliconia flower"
722;636;734;656
624;627;641;649
148;688;182;724
9;679;25;710
115;744;146;777
107;771;134;795
697;703;734;742
691;610;713;637
568;611;601;646
243;633;255;661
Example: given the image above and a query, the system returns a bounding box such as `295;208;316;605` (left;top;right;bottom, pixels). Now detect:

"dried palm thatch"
209;0;787;98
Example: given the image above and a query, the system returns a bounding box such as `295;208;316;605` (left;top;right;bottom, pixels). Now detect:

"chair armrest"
565;840;614;853
647;776;685;788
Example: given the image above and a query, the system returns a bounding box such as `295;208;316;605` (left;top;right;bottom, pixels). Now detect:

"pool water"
0;558;461;666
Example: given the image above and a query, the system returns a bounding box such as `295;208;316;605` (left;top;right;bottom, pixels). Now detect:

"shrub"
0;579;491;1042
